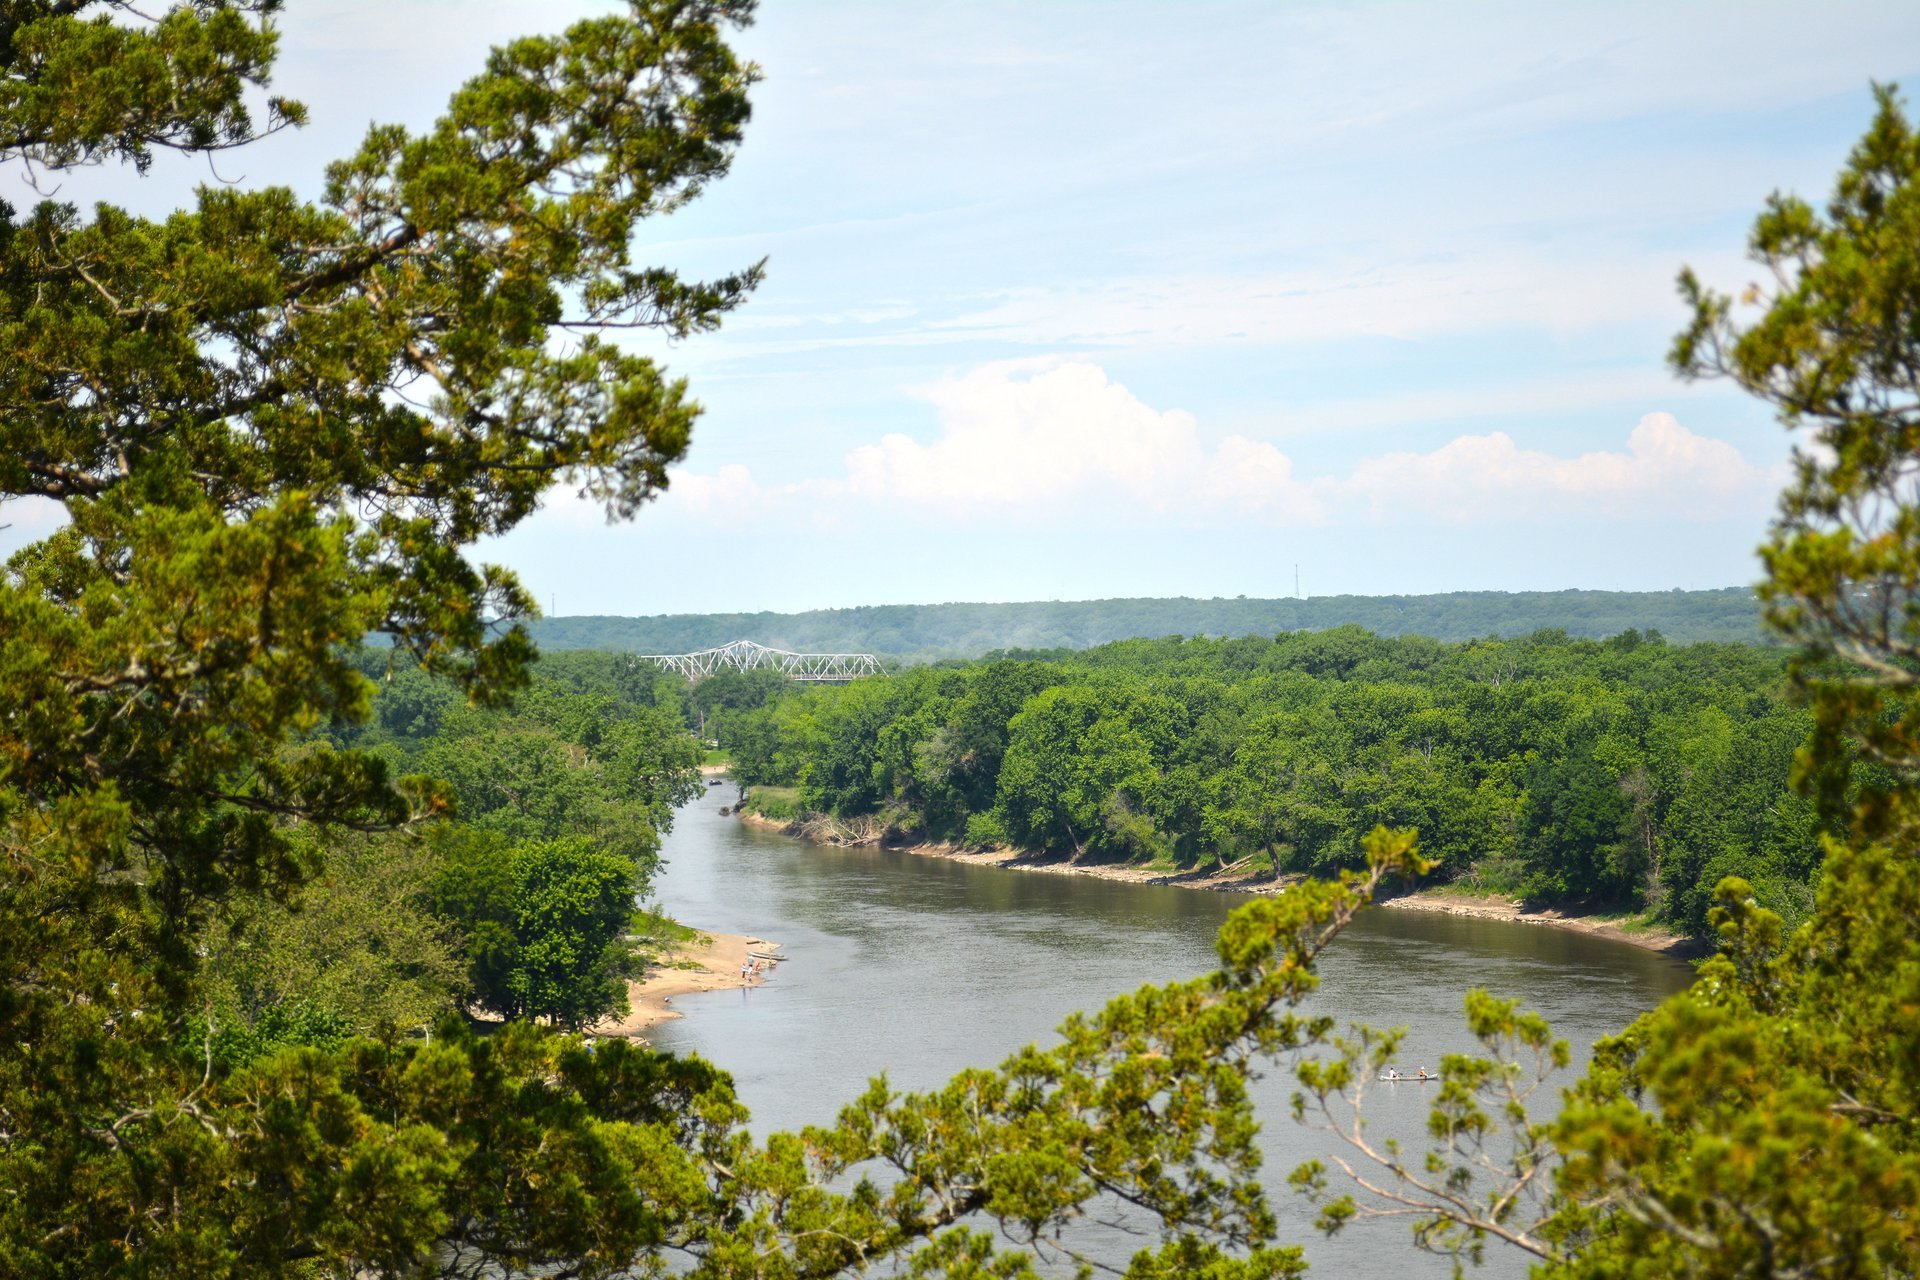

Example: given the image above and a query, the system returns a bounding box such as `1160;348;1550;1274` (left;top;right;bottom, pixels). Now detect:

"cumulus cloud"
658;361;1775;531
1340;412;1775;522
843;359;1327;521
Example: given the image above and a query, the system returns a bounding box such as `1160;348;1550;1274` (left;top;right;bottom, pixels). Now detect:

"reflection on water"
647;787;1692;1277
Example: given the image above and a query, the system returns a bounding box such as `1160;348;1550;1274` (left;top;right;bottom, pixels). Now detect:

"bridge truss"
637;639;882;683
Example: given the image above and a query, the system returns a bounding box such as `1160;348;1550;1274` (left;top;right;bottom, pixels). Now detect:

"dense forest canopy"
195;649;703;1061
715;626;1822;939
529;586;1766;658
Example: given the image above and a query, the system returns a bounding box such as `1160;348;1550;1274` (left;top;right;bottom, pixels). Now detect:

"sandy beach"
736;809;1700;958
1376;891;1704;957
592;929;781;1037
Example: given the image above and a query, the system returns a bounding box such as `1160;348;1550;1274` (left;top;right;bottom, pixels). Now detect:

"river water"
646;784;1693;1277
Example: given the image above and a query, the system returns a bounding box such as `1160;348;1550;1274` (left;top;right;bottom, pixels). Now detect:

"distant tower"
1295;564;1301;599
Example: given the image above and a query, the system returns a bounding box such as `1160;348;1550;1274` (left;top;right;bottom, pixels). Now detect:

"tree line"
717;625;1822;938
528;585;1766;658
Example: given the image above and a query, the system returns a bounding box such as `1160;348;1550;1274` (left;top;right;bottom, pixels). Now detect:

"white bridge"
636;639;882;683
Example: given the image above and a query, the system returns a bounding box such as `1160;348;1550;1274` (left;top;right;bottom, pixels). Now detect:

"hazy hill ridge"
526;588;1764;659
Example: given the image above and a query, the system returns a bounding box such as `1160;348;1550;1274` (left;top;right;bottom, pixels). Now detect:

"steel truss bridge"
637;639;882;683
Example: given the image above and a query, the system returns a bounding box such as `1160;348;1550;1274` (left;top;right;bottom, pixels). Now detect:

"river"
645;784;1694;1277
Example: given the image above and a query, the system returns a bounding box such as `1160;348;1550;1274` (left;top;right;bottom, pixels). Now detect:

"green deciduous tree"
1205;712;1347;879
431;832;648;1030
997;684;1158;860
1519;743;1637;901
199;829;463;1064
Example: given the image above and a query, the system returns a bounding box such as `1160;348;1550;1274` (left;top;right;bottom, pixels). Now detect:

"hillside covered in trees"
530;586;1764;658
715;626;1822;940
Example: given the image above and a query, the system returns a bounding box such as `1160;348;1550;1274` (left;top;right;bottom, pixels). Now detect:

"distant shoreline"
735;809;1702;960
529;586;1766;660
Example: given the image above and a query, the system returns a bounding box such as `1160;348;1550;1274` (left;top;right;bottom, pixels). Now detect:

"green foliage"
629;904;704;952
1676;83;1920;842
428;830;649;1030
963;809;1011;848
1519;744;1638;900
0;1;760;1271
997;684;1158;859
346;647;705;889
1543;863;1920;1275
8;1021;747;1279
0;0;305;173
199;831;463;1058
734;631;1815;934
525;587;1769;658
742;784;805;822
196;647;709;1050
196;1001;354;1072
8;2;1913;1274
1284;87;1920;1277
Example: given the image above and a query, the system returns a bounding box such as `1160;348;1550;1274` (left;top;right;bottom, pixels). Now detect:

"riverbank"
735;809;1702;959
1378;891;1706;958
592;928;780;1037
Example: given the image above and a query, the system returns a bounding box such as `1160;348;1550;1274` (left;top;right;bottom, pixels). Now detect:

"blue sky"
10;2;1920;614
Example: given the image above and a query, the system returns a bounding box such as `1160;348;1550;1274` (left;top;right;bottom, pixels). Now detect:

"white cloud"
1340;412;1776;522
661;362;1777;531
843;360;1327;521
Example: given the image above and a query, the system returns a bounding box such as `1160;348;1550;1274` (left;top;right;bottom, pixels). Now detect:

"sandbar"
1377;891;1703;957
592;929;781;1038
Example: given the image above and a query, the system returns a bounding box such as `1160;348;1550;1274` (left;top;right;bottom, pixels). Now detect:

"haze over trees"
1;2;1916;1277
528;586;1766;658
